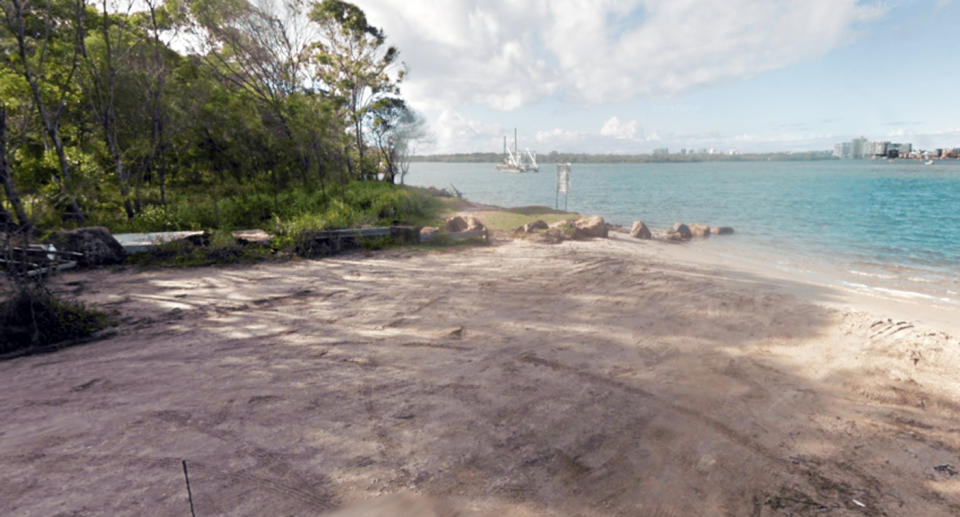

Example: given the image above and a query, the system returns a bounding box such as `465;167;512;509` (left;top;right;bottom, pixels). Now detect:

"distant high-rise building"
851;137;868;159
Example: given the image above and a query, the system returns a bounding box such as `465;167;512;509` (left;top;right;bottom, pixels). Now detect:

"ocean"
406;160;960;307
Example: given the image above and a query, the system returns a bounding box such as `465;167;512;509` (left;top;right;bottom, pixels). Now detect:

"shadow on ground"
1;239;958;516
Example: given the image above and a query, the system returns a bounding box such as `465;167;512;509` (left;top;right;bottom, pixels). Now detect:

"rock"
420;226;440;239
548;219;575;230
515;220;549;233
630;221;652;239
49;226;126;266
444;216;468;232
464;216;485;232
666;222;692;241
689;224;711;238
232;229;272;245
573;215;608;239
711;226;735;235
444;215;485;233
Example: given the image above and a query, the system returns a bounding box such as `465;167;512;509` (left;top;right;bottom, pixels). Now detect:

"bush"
0;287;112;354
125;231;274;268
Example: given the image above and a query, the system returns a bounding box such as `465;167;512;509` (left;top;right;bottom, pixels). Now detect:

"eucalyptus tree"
309;0;403;180
369;97;422;184
134;0;176;206
79;0;142;218
0;105;29;228
1;0;87;221
185;0;341;189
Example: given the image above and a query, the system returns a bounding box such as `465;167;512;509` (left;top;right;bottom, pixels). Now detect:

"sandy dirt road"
2;235;960;516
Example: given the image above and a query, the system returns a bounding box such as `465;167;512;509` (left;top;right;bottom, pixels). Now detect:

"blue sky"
355;0;960;154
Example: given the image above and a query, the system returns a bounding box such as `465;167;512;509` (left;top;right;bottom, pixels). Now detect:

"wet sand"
2;233;960;516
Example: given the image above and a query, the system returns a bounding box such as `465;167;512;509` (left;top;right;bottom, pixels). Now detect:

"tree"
0;105;29;228
1;0;87;221
369;97;422;184
80;0;141;219
309;0;403;180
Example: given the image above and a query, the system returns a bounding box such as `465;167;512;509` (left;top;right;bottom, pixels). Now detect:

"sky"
352;0;960;155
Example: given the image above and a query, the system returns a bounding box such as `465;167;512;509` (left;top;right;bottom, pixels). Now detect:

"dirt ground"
2;234;960;516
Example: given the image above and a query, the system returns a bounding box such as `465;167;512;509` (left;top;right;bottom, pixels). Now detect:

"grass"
97;181;442;236
468;206;575;232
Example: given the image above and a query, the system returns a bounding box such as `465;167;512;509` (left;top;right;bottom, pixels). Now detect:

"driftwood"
0;246;84;277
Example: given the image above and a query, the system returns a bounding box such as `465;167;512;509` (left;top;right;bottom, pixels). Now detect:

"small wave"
849;269;896;280
840;281;960;305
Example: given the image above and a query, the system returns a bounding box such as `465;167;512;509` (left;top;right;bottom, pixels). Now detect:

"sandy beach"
2;230;960;516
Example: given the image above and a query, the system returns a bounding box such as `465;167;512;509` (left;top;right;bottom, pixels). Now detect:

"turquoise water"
407;160;960;303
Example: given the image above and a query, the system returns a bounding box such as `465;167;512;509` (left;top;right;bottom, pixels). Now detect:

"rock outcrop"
666;223;692;241
49;226;126;266
630;221;652;239
711;226;735;235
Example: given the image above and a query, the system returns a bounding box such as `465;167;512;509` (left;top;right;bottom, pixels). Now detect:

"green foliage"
125;231;273;268
271;181;439;245
0;287;112;354
0;0;424;239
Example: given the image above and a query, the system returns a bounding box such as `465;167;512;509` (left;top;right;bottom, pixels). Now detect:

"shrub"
125;231;274;268
0;287;112;354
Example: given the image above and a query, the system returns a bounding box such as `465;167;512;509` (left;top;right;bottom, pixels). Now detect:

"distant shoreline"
413;150;836;164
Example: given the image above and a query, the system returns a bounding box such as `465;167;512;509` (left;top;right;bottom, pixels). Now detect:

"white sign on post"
556;163;571;193
555;163;571;210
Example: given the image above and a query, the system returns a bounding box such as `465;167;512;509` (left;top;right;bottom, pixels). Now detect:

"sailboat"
496;129;539;173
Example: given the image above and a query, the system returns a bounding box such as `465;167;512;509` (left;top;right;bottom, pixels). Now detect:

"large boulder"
444;215;485;233
689;224;711;238
666;222;692;241
711;226;735;235
49;226;126;266
630;221;652;239
573;215;608;239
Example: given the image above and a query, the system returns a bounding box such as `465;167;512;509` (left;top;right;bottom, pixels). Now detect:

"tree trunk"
10;0;86;222
0;107;30;229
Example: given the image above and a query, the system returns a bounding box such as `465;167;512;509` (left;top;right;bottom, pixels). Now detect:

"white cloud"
599;116;638;139
420;110;503;154
356;0;885;111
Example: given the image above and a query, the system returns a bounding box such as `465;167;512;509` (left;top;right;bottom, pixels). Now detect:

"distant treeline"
413;151;837;164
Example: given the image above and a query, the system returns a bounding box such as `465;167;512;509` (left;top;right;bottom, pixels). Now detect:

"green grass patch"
477;207;575;232
98;181;442;238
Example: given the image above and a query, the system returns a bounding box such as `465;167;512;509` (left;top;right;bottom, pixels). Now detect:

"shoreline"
450;196;960;336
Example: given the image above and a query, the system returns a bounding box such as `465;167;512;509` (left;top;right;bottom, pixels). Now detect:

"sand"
2;232;960;516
